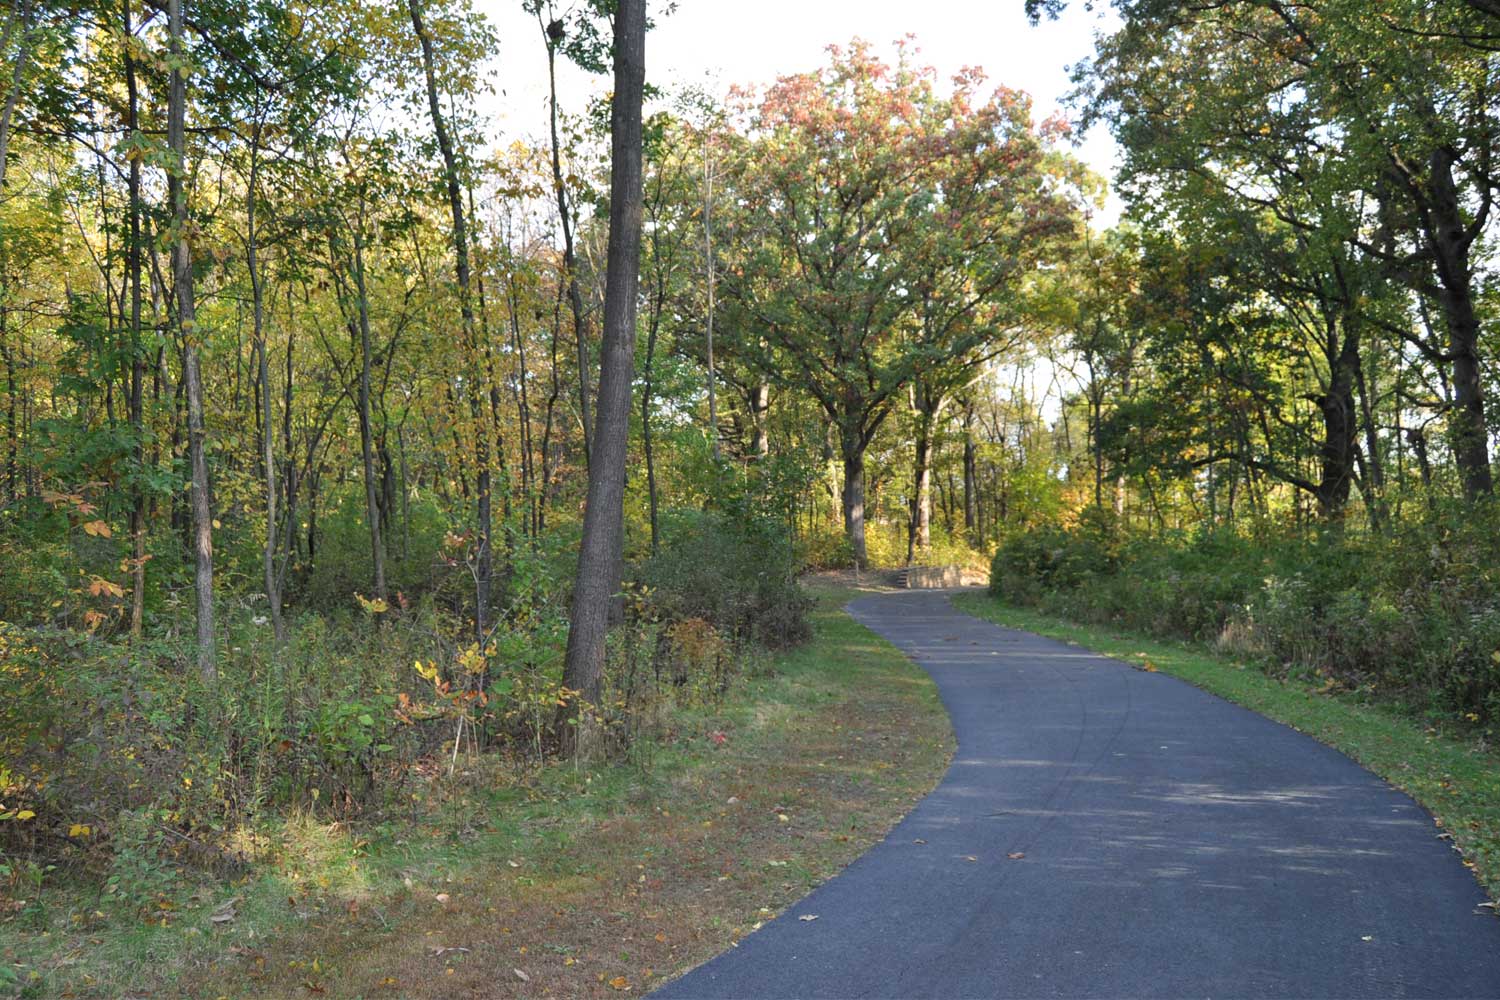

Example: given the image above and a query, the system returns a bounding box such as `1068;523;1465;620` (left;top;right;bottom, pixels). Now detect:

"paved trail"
655;589;1500;999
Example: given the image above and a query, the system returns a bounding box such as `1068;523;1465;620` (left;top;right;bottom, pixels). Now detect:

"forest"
1;0;1499;994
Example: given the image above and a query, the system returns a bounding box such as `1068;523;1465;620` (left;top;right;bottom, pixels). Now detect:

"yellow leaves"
69;823;92;838
355;593;389;614
87;576;125;599
608;975;631;990
414;660;441;683
82;520;112;538
456;644;487;676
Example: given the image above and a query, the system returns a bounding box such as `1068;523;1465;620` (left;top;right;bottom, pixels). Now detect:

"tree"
169;0;216;679
721;45;1080;566
561;0;645;716
407;0;493;648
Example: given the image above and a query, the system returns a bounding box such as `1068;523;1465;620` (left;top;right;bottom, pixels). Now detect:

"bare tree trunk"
750;382;770;458
506;271;537;538
1354;333;1385;531
641;276;666;558
247;126;285;642
1427;148;1492;499
409;0;490;646
0;0;32;193
840;427;869;570
1312;318;1360;520
1;295;14;502
962;400;977;538
169;0;215;680
124;2;148;637
702;133;718;460
561;0;645;719
348;217;387;604
908;386;943;563
537;10;592;468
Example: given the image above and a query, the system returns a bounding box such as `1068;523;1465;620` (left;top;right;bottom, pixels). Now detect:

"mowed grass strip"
951;592;1500;906
136;584;949;999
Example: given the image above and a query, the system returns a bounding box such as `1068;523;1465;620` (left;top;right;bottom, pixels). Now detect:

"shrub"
988;509;1500;723
640;508;811;649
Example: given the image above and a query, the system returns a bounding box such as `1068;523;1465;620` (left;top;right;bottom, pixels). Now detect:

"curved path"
656;589;1500;999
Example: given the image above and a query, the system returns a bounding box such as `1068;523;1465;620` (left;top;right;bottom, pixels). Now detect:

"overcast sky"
471;0;1124;221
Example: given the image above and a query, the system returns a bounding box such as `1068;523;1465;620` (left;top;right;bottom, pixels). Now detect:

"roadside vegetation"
3;583;951;998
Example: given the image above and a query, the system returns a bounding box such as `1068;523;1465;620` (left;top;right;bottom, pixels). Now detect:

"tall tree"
169;0;215;679
722;47;1080;566
408;0;492;646
561;0;645;715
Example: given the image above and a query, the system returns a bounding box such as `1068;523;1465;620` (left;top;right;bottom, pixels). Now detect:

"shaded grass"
2;584;952;998
952;592;1500;905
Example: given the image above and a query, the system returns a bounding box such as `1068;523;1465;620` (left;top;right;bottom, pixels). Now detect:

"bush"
988;508;1500;724
639;508;811;649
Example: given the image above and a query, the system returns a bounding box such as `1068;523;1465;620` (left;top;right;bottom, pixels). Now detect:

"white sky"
472;0;1124;223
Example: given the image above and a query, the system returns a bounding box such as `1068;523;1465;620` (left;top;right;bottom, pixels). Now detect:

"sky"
472;0;1125;223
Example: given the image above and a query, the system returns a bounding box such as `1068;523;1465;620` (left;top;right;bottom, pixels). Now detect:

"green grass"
952;592;1500;905
2;583;953;999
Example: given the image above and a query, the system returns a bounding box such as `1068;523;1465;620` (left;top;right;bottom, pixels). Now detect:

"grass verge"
951;592;1500;905
2;584;952;998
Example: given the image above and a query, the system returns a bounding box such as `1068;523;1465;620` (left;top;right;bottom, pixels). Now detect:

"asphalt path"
654;589;1500;999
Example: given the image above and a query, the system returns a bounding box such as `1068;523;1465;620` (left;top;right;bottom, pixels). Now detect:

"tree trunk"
702;134;718;460
169;0;215;680
749;381;770;458
506;273;537;538
1353;330;1386;531
1427;147;1492;498
124;1;148;638
642;289;662;557
1;300;14;502
962;401;977;538
906;389;941;564
0;0;32;193
410;0;490;644
840;427;869;570
350;220;387;604
247;127;285;643
1312;319;1360;520
538;12;592;468
561;0;645;718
